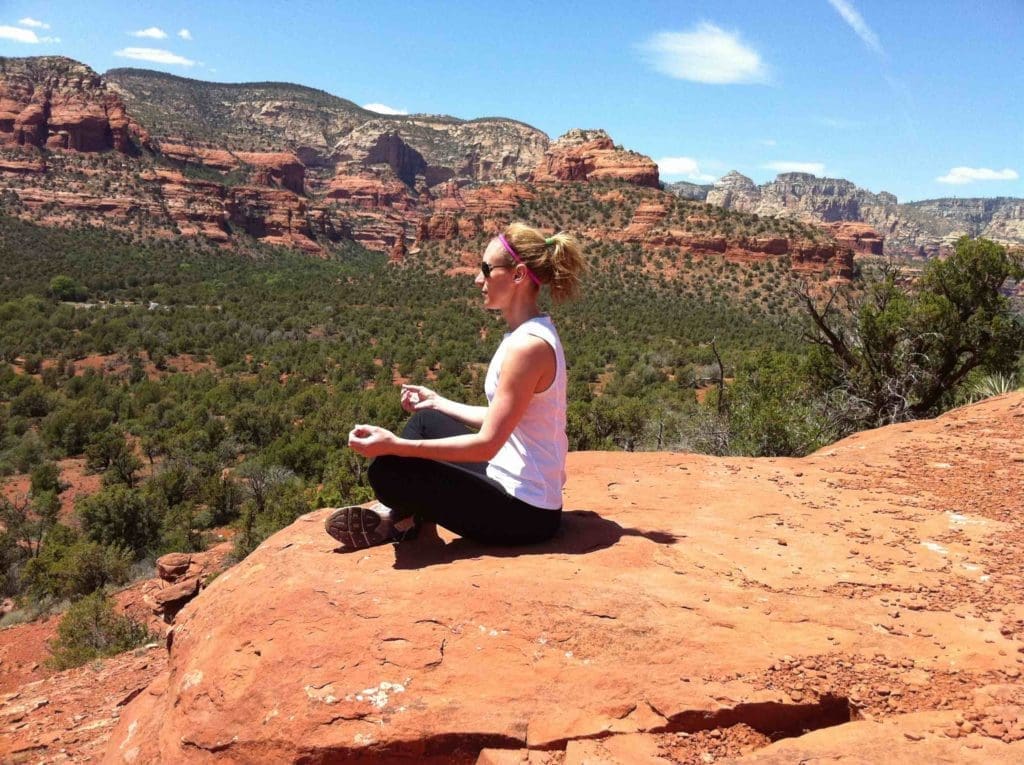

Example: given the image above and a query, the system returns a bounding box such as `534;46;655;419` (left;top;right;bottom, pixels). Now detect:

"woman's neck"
502;300;543;331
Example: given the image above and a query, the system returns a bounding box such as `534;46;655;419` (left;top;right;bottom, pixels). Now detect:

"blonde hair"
501;222;585;303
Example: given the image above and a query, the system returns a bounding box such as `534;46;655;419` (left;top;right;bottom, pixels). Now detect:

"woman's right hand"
400;384;438;412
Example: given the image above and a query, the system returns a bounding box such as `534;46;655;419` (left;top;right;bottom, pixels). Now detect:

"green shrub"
30;461;62;496
21;524;132;601
723;352;835;457
967;372;1019;401
47;591;153;670
48;275;87;302
0;531;25;598
10;384;55;418
77;485;158;556
42;401;115;455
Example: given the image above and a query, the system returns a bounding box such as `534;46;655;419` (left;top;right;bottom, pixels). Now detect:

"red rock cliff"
0;57;143;154
532;128;660;188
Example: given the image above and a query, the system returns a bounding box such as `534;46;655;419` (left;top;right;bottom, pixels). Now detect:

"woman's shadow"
391;509;682;570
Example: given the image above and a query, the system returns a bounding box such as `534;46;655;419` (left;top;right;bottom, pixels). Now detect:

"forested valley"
0;210;1020;666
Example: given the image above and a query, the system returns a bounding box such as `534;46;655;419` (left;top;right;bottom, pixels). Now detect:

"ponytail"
502;222;586;303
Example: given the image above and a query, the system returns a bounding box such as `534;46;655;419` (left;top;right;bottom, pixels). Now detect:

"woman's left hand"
348;424;399;458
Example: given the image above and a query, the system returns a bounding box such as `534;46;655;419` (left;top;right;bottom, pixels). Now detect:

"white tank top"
484;316;567;510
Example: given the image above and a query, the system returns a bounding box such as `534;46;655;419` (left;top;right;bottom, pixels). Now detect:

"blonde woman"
326;222;585;548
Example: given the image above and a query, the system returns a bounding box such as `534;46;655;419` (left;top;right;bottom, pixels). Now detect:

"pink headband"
497;234;541;287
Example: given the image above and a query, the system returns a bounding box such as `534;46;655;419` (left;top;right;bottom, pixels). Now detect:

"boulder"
104;394;1024;763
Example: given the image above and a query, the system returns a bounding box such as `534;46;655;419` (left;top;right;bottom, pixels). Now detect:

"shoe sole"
325;506;389;549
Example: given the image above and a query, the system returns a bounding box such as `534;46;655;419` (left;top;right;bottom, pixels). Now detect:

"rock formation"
0;56;145;154
158;143;306;194
693;170;1024;257
0;57;854;271
333;117;548;188
824;221;885;257
704;171;760;212
664;180;714;201
92;393;1024;763
532;129;660;188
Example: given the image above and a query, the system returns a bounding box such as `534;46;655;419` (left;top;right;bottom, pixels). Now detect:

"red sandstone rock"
825;221;885;257
622;200;668;239
226;185;322;253
101;393;1024;764
158;143;306;194
156;553;193;581
324;170;412;209
532;129;659;188
722;710;1024;763
0;157;45;174
0;58;144;154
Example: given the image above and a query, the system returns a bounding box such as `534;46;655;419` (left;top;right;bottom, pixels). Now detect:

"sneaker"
325;503;416;550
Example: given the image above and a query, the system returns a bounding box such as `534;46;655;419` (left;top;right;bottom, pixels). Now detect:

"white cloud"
639;22;768;85
936;167;1019;184
765;161;826;175
363;102;408;115
178;28;193;41
131;27;168;39
0;25;58;44
758;138;777;147
656;156;717;182
18;17;49;29
114;47;196;66
827;0;884;56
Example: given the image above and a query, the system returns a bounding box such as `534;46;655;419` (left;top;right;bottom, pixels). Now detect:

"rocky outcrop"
332;117;550;188
0;157;45;173
413;182;535;244
158;143;306;194
664;179;713;201
324;168;413;209
824;221;884;257
707;171;894;223
532;129;660;188
621;199;669;238
615;197;853;276
226;186;320;252
107;68;550;186
141;168;228;241
705;170;760;211
885;197;1024;257
703;170;1024;257
0;56;145;154
100;394;1024;763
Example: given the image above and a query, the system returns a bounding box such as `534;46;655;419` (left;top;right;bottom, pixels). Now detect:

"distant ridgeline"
669;171;1024;259
0;55;1021;266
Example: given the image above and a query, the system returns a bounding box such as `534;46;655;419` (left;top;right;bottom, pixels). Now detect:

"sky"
0;0;1021;202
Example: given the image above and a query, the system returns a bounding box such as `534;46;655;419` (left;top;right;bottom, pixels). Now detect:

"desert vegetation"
0;212;1020;667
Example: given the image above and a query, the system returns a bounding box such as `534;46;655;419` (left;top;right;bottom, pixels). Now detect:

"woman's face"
476;238;517;310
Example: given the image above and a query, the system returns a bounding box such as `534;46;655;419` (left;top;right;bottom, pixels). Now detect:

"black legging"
367;409;561;545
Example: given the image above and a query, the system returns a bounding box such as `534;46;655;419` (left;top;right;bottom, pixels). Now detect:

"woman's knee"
367;455;404;496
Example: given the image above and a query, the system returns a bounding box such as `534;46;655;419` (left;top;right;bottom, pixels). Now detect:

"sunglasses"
480;261;513;278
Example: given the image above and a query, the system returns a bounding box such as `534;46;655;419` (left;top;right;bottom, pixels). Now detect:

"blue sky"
1;0;1021;202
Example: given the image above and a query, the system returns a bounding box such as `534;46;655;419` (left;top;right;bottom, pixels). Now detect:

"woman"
325;222;584;550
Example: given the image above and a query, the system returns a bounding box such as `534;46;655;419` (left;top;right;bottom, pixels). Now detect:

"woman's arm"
401;384;487;429
351;336;555;462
